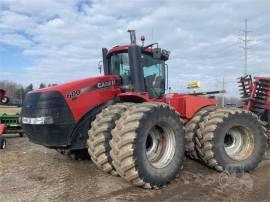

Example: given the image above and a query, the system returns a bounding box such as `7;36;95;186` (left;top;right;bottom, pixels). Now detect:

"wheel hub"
224;126;255;161
145;123;176;168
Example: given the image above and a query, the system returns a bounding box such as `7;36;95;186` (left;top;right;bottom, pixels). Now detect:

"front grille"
22;91;74;124
21;91;75;148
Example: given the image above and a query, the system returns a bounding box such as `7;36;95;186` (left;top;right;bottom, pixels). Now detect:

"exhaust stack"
128;30;136;45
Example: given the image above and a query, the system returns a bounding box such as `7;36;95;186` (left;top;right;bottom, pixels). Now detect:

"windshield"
109;52;166;98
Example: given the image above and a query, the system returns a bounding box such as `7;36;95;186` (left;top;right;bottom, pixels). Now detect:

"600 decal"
67;89;81;99
67;80;116;100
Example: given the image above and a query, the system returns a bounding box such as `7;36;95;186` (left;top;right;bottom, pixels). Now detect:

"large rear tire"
195;108;267;173
87;103;133;175
185;106;216;159
110;103;185;188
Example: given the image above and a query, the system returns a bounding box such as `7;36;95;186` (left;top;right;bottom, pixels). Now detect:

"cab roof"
107;45;169;60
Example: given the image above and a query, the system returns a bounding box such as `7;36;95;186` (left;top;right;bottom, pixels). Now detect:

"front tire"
87;103;133;175
110;103;185;188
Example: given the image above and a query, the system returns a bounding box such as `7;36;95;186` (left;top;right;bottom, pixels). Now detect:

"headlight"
22;116;54;125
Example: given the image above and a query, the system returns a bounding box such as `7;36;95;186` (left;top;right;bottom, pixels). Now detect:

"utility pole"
221;77;225;107
215;75;218;89
240;18;252;76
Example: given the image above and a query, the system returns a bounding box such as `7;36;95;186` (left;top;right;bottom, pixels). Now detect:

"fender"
69;100;115;150
32;75;121;122
169;94;217;119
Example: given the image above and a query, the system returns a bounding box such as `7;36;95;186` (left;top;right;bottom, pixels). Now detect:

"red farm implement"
239;75;270;139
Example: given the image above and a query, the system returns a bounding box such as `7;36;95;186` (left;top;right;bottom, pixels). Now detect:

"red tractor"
0;89;9;105
21;31;268;189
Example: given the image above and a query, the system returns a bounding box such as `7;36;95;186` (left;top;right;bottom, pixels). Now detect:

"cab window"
142;54;165;98
109;53;131;87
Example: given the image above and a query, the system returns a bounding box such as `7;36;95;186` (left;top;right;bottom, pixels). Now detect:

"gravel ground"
0;135;269;202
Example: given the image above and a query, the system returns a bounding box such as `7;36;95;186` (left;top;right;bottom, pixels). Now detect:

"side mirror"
153;48;162;59
98;61;103;74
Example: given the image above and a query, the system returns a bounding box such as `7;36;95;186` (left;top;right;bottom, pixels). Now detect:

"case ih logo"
66;80;116;99
97;80;116;89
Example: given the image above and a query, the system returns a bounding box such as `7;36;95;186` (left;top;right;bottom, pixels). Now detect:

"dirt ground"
0;135;269;202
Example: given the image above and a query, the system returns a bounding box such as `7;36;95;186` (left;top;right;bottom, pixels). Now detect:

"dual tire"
87;103;134;175
88;102;185;188
184;106;216;159
88;103;267;188
186;107;267;173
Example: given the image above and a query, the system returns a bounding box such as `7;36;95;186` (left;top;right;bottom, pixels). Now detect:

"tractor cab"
102;30;170;99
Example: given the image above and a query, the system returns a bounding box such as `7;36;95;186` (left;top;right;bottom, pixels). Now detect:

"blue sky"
0;45;32;68
0;0;269;96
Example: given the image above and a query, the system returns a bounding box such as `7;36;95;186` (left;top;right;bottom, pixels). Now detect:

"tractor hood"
25;75;121;122
32;75;120;96
21;75;121;148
